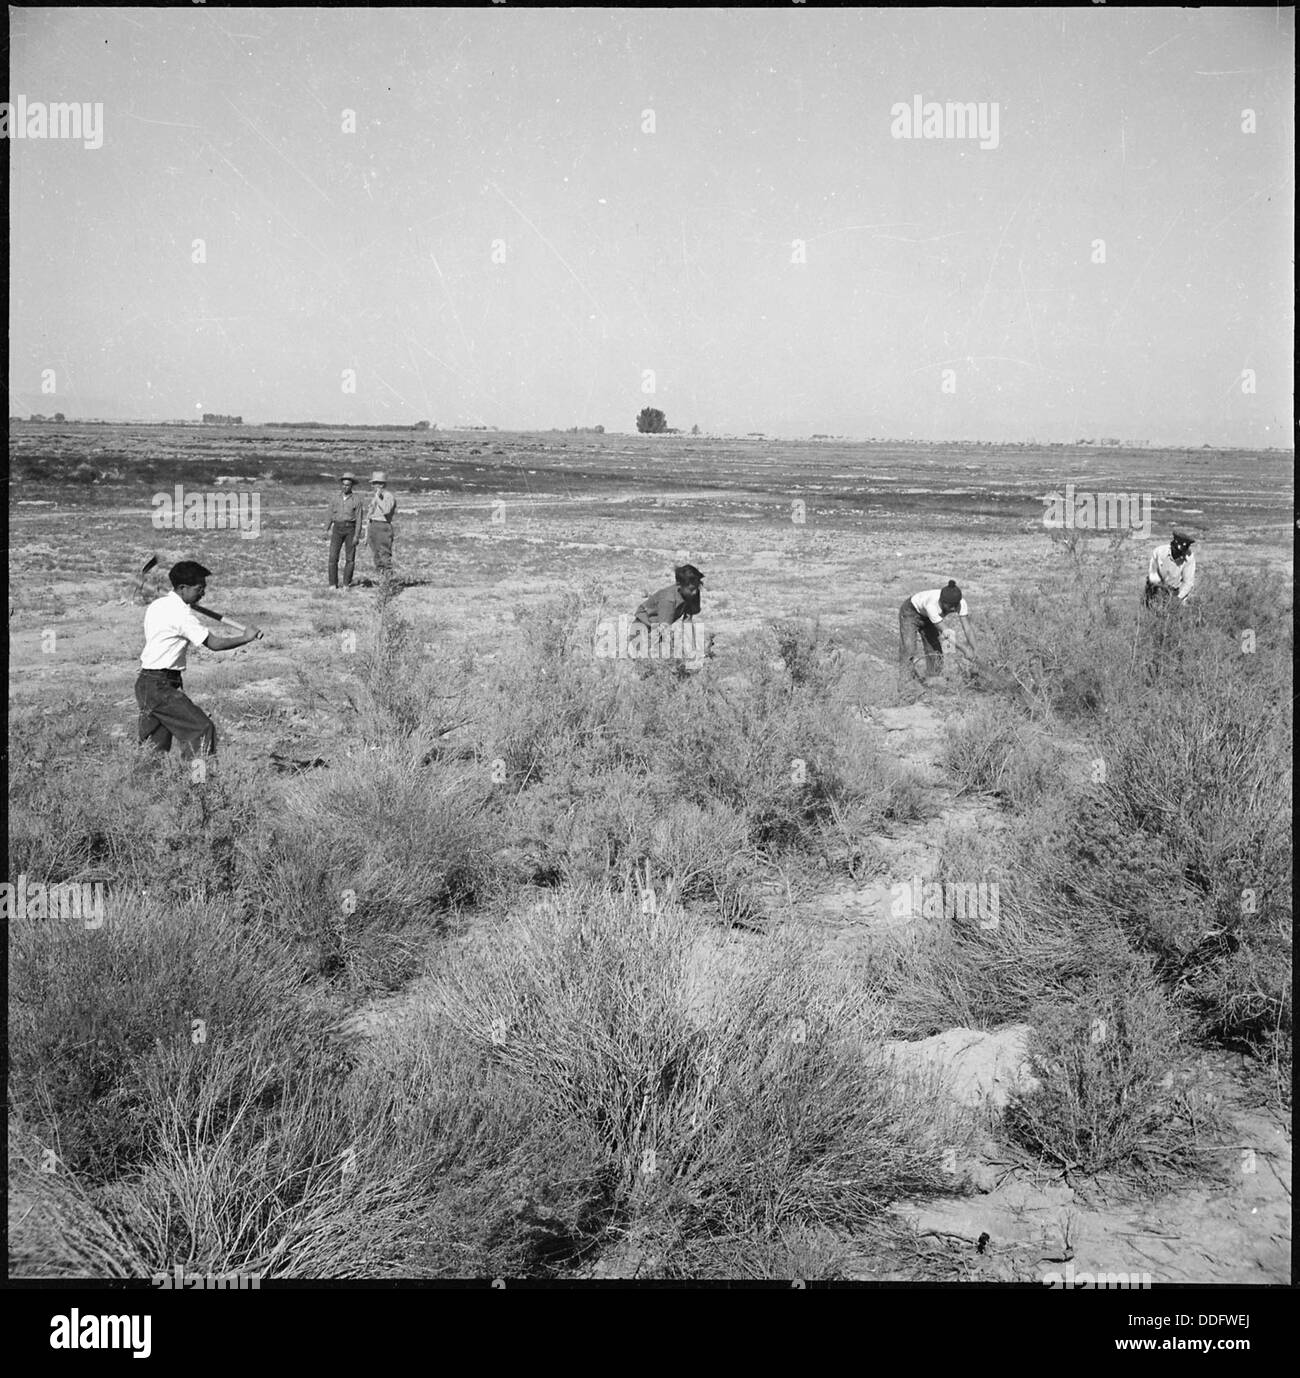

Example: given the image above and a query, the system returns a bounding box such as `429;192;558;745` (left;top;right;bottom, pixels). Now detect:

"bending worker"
1144;528;1196;608
634;563;704;629
899;580;976;689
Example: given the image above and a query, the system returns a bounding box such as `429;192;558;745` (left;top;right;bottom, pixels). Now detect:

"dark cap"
169;560;212;588
938;579;963;611
1171;528;1197;546
674;564;704;585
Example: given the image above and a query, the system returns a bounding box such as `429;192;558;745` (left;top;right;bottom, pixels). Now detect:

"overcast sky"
8;6;1294;443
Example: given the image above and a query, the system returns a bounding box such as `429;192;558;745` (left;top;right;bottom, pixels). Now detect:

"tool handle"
194;604;246;634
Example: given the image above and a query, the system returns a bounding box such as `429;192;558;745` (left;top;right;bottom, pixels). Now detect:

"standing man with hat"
899;580;977;691
324;471;364;589
365;470;397;576
1144;528;1197;608
136;560;262;759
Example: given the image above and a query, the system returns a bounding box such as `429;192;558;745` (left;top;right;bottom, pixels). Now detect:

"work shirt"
326;490;364;531
635;584;695;627
910;589;970;624
140;591;210;671
366;489;397;525
1147;545;1195;600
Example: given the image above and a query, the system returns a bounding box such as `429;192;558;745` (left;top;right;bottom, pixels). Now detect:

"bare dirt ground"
7;423;1293;1282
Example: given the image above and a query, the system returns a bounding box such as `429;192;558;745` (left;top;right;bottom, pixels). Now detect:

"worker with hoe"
136;560;262;758
898;580;977;692
1144;527;1197;608
634;563;704;632
325;470;365;589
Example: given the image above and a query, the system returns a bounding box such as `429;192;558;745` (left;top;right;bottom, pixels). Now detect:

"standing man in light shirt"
325;471;365;589
1144;528;1197;608
364;470;397;576
136;560;262;758
898;580;977;690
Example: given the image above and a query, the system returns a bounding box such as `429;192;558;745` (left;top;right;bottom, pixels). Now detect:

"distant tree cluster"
202;413;243;425
27;412;66;422
264;420;438;431
636;407;667;434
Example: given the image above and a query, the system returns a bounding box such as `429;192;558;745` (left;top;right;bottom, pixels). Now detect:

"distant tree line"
262;420;434;431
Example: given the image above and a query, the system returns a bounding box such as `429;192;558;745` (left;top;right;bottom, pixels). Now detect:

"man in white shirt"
1145;528;1197;608
898;580;977;690
365;469;397;575
136;560;262;757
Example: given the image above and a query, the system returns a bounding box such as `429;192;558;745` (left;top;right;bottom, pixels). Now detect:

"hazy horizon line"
7;416;1292;453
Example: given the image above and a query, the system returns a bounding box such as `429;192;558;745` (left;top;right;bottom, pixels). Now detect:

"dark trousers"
329;523;359;586
135;669;217;757
899;601;944;684
368;523;394;571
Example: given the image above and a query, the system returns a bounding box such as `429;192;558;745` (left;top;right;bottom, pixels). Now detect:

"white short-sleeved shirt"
910;589;970;624
140;591;211;670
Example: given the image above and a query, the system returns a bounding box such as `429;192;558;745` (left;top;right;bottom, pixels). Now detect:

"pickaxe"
137;552;159;597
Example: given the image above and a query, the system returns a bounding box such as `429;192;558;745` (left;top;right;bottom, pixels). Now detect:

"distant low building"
202;413;244;425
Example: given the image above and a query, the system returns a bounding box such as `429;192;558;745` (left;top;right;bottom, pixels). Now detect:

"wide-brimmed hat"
674;564;704;584
340;471;356;481
370;470;387;484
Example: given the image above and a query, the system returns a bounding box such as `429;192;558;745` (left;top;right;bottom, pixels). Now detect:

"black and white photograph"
6;2;1293;1329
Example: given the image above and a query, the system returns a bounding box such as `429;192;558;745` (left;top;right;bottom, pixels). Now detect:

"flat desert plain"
8;424;1292;692
7;422;1293;1283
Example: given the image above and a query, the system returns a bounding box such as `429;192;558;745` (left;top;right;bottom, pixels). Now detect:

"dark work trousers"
135;669;217;757
898;600;945;686
329;522;359;586
368;522;394;572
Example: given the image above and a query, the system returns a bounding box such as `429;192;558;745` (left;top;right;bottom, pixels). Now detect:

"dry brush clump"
1011;558;1291;1076
476;597;891;909
1004;978;1226;1188
243;751;501;990
8;708;270;907
8;893;325;1183
7;884;475;1281
908;545;1292;1159
410;887;966;1272
940;700;1067;812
